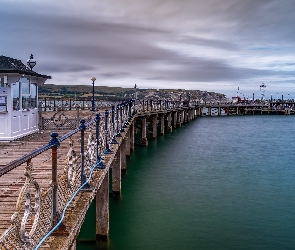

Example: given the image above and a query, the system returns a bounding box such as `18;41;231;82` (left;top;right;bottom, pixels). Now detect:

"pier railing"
0;99;140;249
0;97;194;249
4;96;290;249
39;98;185;130
39;97;185;112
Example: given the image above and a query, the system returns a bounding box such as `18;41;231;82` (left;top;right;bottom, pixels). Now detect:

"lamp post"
91;77;96;111
27;54;36;70
134;83;137;100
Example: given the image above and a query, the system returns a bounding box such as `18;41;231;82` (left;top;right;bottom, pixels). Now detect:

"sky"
1;0;295;99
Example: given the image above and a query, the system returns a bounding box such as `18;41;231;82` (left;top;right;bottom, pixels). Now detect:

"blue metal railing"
34;150;109;250
0;98;191;249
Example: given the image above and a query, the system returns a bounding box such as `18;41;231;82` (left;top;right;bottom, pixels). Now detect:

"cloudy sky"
1;0;295;99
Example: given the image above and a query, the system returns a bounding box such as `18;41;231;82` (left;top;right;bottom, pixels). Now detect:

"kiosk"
0;55;51;141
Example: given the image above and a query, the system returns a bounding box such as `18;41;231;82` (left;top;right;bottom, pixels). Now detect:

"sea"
77;115;295;250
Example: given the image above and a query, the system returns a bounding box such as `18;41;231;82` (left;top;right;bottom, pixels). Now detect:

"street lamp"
91;77;96;111
27;54;36;70
134;83;137;100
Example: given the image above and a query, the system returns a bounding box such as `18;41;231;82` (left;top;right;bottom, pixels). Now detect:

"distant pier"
200;100;295;116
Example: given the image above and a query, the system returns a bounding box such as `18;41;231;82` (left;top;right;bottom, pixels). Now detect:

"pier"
1;98;295;249
199;101;295;116
39;97;295;117
0;100;199;250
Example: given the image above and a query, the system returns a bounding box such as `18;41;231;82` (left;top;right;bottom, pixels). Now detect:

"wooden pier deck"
0;130;79;237
0;109;96;242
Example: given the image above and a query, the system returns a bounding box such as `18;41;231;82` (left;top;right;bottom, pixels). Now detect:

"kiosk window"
21;78;30;110
30;83;37;108
12;82;20;110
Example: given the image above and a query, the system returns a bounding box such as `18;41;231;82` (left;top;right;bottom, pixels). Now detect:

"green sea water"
77;115;295;250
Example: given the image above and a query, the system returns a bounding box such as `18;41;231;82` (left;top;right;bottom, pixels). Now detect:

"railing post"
116;105;122;137
96;113;100;161
79;119;88;187
110;105;118;144
50;133;68;235
96;113;105;169
123;103;128;129
105;110;113;154
133;99;136;115
50;132;60;225
38;101;43;130
128;101;132;117
120;105;125;133
80;119;92;191
143;98;145;112
44;97;47;111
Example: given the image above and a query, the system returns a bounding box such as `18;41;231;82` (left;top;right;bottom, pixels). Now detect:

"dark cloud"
1;0;295;97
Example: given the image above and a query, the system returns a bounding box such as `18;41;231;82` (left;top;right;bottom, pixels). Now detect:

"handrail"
0;143;54;177
0;97;199;249
34;150;109;250
0;116;101;178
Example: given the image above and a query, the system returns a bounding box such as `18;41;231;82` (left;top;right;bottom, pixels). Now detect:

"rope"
34;150;108;250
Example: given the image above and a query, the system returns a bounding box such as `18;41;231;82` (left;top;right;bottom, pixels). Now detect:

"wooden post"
121;138;127;171
130;121;135;152
189;109;192;121
160;114;165;135
167;112;172;133
126;129;131;158
182;110;185;123
52;143;58;226
50;132;68;235
173;111;177;128
51;133;59;226
140;117;148;146
38;101;42;130
76;106;80;127
96;172;109;241
152;115;157;139
177;111;182;127
112;150;121;195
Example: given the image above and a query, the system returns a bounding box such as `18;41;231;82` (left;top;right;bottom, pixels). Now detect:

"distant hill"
39;84;135;98
39;84;227;102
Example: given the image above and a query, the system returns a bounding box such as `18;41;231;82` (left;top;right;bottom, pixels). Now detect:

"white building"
0;55;51;141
